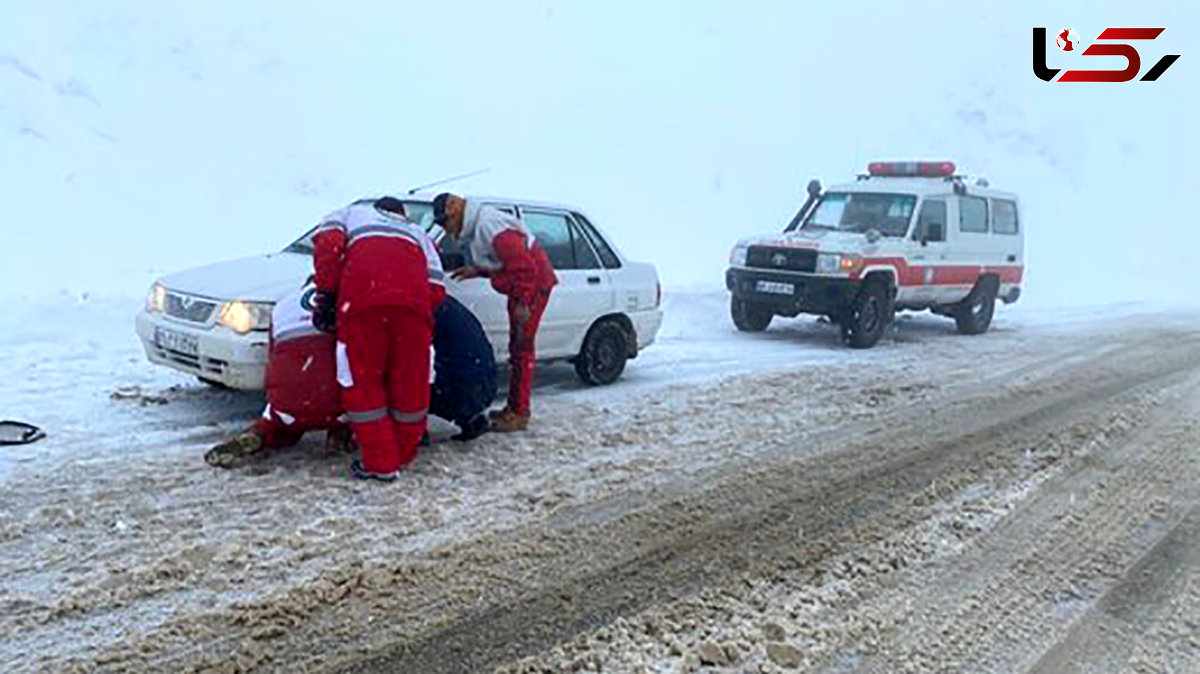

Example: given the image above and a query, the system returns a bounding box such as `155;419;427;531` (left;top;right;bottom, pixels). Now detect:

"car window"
569;220;602;269
959;196;989;233
282;200;435;255
524;210;578;270
916;198;947;242
992;199;1019;235
572;212;622;268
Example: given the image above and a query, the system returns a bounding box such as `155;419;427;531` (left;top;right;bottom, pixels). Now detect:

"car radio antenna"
406;167;492;195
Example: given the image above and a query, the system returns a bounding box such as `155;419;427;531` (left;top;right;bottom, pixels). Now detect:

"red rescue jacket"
313;201;445;319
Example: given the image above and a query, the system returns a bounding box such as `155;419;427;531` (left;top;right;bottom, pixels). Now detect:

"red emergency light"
867;161;956;178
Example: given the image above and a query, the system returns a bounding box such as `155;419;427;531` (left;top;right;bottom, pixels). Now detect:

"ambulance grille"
746;246;817;273
165;292;217;323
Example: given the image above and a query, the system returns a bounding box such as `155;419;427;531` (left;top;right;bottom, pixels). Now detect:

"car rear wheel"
955;279;998;335
845;281;888;349
575;319;628;386
731;297;773;332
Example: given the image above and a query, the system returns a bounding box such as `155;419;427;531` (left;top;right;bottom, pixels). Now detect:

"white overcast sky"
1;0;1196;305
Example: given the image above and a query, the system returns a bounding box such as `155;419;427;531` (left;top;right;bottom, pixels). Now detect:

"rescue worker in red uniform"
204;282;347;468
432;193;557;432
312;196;444;481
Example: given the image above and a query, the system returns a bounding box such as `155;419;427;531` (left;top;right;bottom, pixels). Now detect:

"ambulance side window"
959;196;989;233
993;199;1019;235
915;199;947;242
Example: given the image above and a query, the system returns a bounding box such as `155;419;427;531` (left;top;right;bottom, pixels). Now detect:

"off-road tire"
574;320;628;386
731;297;773;332
845;281;888;349
955;278;998;335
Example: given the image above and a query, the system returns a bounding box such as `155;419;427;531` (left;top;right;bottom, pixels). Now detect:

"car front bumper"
726;267;858;316
135;311;269;390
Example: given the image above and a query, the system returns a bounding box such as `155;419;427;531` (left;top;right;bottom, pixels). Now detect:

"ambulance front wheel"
845;281;888;349
731;297;774;332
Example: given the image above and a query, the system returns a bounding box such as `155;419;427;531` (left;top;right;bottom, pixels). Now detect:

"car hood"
159;253;311;302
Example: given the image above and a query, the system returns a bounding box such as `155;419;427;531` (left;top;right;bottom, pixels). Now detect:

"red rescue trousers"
507;290;551;416
254;335;342;450
338;306;432;473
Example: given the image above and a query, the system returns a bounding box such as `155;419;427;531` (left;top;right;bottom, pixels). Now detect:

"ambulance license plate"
155;327;199;357
755;280;795;295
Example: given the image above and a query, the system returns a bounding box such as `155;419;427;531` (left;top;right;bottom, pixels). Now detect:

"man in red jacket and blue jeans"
312;196;444;481
432;193;557;432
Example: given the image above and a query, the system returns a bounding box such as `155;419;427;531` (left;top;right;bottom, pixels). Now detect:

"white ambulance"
726;161;1023;348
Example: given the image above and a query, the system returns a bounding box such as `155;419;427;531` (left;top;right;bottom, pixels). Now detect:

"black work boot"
452;413;490;442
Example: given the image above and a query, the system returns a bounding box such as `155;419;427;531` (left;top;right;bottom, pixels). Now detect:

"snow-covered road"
1;290;1197;672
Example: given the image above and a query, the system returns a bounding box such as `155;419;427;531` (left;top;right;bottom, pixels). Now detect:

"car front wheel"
575;319;629;386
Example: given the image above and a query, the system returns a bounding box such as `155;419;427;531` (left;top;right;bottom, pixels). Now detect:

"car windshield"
803;192;917;237
282;201;437;254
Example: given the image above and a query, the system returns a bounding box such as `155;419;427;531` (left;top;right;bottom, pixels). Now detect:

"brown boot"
490;408;530;433
205;430;264;468
488;406;513;422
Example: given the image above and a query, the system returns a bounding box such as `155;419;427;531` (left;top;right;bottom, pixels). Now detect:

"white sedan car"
136;196;664;390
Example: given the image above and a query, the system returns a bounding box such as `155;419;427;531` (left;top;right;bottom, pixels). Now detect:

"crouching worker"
431;294;498;441
205;287;497;467
205;283;346;468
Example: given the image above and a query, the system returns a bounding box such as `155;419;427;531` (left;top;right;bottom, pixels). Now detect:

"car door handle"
1007;255;1017;262
587;276;601;284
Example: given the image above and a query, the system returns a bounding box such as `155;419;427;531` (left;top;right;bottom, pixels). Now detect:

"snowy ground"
1;290;1198;672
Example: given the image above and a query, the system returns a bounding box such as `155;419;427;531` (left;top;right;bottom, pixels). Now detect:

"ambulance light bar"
867;161;956;178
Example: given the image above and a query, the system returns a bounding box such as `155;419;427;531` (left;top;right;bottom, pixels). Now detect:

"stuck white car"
136;196;664;389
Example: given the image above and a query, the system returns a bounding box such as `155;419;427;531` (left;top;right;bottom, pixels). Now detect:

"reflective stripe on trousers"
345;407;388;423
390;409;427;423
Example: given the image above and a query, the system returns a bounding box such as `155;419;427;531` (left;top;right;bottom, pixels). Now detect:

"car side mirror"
921;222;944;245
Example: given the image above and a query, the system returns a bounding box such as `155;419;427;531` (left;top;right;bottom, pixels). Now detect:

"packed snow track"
1;292;1198;673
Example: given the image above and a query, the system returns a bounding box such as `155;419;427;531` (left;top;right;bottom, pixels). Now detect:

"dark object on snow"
0;420;46;445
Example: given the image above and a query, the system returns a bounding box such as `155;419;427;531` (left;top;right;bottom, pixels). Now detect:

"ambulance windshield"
803;192;917;237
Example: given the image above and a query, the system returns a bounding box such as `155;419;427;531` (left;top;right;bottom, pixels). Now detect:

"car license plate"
154;327;199;357
755;280;795;295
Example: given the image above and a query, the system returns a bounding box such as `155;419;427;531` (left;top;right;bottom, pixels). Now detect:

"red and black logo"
1033;27;1180;82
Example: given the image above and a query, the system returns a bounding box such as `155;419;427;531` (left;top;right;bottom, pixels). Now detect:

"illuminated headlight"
816;253;864;275
729;244;748;267
146;282;166;313
220;301;273;334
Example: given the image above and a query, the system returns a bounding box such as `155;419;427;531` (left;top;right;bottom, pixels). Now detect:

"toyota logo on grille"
771;253;787;267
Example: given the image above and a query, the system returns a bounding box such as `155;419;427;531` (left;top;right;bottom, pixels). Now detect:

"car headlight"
729;244;748;267
146;282;166;314
220;301;273;334
816;253;864;275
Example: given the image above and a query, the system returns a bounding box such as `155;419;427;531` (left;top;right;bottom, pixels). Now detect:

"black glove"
312;291;338;334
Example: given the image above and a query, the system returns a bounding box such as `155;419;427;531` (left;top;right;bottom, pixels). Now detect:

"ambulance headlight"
816;253;864;275
145;282;167;314
220;301;273;334
729;244;749;267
